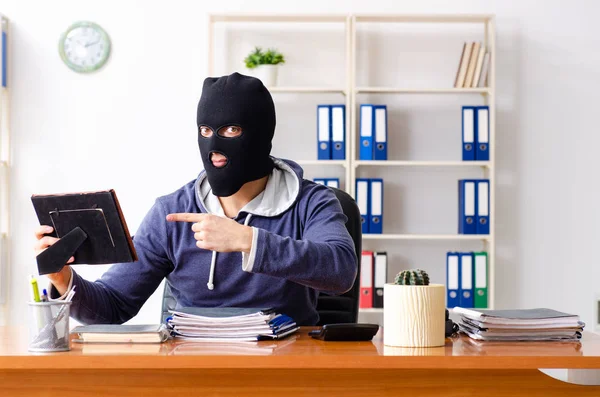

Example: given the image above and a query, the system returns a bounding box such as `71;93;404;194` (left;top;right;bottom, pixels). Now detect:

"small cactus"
394;269;430;286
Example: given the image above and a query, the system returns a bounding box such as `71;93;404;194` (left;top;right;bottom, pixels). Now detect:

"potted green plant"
383;269;446;347
244;47;285;87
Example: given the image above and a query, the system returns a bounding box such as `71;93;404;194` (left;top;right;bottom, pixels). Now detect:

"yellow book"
454;42;472;88
464;42;480;88
471;47;486;88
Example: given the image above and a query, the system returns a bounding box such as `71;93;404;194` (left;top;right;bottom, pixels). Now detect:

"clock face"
59;22;111;73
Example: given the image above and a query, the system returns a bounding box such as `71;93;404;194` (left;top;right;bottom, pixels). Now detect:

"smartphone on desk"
309;323;379;342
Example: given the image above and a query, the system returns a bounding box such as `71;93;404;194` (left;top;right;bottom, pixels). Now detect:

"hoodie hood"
194;157;302;219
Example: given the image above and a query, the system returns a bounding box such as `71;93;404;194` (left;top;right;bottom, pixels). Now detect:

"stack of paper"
166;307;299;342
454;307;585;342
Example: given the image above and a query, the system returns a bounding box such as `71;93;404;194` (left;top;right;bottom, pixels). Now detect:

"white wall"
1;0;599;329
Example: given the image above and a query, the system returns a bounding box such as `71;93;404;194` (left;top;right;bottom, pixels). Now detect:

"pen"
41;288;48;302
30;275;41;303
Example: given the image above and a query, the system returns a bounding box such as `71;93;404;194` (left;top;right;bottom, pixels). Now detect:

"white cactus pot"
250;65;279;87
383;283;446;347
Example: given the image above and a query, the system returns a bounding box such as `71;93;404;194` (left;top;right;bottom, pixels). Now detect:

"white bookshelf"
355;87;491;95
296;160;347;167
209;14;349;24
350;14;496;313
359;308;383;314
354;160;490;168
0;14;9;306
267;87;347;95
353;14;494;23
207;13;496;314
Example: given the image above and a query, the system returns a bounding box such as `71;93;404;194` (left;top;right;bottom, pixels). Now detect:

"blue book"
459;253;474;308
475;106;489;160
462;106;476;161
331;105;346;160
355;178;370;234
458;179;477;234
359;105;374;160
1;23;7;88
317;105;331;160
446;252;460;308
373;105;387;160
325;178;340;189
369;178;383;234
476;179;490;234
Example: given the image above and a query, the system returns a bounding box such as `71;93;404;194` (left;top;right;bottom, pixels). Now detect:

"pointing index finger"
166;213;205;223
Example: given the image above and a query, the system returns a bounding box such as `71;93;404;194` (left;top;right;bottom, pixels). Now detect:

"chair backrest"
315;187;362;325
160;186;362;325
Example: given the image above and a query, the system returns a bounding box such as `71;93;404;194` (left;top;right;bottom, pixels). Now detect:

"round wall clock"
58;21;111;73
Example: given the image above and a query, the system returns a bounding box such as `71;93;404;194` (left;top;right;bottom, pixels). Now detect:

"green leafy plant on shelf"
244;47;285;69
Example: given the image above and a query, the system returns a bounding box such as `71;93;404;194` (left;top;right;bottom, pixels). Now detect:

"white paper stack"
166;307;299;342
454;307;585;342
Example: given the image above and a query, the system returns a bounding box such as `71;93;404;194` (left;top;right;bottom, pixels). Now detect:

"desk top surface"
1;326;600;370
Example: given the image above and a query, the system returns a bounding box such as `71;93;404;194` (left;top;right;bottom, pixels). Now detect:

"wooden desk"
1;326;600;396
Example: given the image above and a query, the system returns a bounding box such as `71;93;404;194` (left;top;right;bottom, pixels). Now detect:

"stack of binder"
462;105;489;161
458;179;489;235
166;307;299;342
317;104;346;160
454;307;585;342
313;178;340;189
359;104;387;160
355;178;383;234
447;252;488;309
359;251;387;309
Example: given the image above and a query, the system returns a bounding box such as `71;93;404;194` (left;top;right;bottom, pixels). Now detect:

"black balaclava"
196;72;276;197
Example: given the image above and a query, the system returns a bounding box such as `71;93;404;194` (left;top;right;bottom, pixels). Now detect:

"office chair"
314;187;362;325
160;186;362;325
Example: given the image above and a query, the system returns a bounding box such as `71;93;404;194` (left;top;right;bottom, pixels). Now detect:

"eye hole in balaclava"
196;73;276;197
199;125;244;169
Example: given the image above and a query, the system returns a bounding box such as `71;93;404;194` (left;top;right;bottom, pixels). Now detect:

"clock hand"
85;39;100;48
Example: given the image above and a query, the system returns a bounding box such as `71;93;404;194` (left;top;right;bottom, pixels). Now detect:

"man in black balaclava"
36;72;357;327
196;72;276;197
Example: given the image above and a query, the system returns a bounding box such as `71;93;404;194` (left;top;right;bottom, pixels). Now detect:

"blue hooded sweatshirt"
54;158;358;326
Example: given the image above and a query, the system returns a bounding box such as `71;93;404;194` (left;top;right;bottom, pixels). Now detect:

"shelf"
354;14;494;24
354;160;490;168
359;308;383;313
362;234;491;241
355;87;490;94
267;87;346;95
360;307;478;313
296;160;347;166
210;14;348;23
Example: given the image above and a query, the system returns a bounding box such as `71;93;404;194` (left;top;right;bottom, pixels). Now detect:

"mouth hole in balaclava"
209;151;229;169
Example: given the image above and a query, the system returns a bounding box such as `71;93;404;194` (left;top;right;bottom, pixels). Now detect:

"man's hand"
166;213;253;253
34;225;73;296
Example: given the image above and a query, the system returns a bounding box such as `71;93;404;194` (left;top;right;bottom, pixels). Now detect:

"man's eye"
219;126;242;137
200;127;213;137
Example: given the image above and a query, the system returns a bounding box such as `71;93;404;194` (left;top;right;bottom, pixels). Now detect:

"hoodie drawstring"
207;214;253;290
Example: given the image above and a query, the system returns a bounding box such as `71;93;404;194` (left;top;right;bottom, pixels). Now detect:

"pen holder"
28;301;72;352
